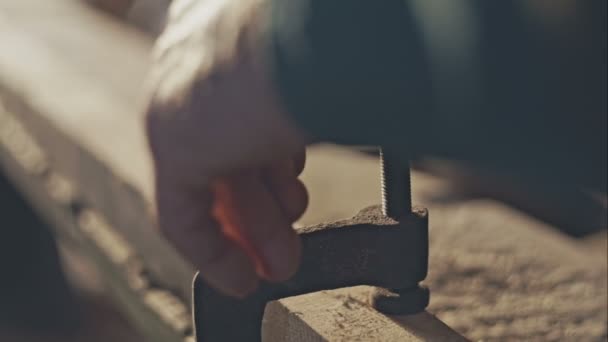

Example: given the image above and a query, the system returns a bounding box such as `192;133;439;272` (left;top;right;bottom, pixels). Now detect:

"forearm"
269;0;432;151
269;0;607;191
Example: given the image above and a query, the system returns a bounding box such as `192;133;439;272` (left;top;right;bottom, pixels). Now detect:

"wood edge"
0;82;194;298
0;96;193;342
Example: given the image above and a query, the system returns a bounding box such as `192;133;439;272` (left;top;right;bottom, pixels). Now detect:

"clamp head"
193;205;429;341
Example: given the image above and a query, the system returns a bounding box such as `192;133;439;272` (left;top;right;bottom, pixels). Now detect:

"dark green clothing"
270;0;607;192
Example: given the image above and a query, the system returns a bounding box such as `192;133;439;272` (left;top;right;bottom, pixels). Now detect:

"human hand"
145;0;309;297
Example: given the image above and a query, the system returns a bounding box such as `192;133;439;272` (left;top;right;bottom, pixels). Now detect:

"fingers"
272;179;308;222
155;176;259;297
294;150;306;176
153;152;307;297
263;154;309;222
212;171;301;282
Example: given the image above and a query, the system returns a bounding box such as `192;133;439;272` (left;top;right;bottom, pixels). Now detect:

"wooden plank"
263;287;466;342
0;0;193;300
0;95;192;342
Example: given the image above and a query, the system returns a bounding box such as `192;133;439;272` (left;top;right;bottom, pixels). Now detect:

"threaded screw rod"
380;148;411;220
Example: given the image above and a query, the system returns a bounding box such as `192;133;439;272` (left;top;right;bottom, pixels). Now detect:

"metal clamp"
193;149;429;341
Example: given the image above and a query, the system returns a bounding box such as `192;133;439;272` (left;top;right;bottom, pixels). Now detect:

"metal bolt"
380;147;411;220
374;147;430;315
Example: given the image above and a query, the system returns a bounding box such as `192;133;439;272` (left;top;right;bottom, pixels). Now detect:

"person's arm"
270;0;607;192
271;0;432;149
145;0;606;298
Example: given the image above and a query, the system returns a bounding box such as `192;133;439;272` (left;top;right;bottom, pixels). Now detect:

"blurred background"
0;0;606;341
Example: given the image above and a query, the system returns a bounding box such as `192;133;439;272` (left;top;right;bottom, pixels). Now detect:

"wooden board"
0;0;193;293
263;287;467;342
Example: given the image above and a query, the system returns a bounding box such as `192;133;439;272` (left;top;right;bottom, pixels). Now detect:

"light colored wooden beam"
0;101;191;342
0;0;193;299
263;287;466;342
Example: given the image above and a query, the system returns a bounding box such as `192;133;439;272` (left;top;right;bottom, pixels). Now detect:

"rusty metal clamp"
193;149;430;341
